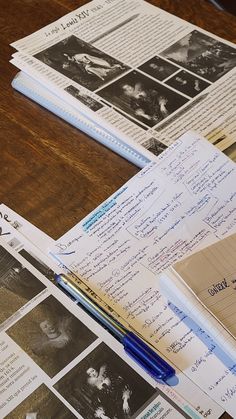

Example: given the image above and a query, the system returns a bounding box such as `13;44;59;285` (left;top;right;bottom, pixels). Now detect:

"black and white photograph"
142;137;167;156
160;30;236;82
65;85;103;111
19;248;55;281
0;246;45;324
138;56;179;81
34;35;129;91
165;70;210;97
5;384;76;418
97;70;188;128
55;342;156;419
7;295;97;377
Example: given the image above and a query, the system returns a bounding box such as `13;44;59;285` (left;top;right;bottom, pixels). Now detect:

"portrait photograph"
138;56;179;81
55;342;156;419
97;70;188;128
65;85;103;111
34;35;129;91
142;137;167;156
5;384;76;418
7;295;97;377
0;246;45;325
165;70;210;97
160;30;236;82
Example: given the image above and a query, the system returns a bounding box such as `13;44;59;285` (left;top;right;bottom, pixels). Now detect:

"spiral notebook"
10;0;236;169
12;71;151;168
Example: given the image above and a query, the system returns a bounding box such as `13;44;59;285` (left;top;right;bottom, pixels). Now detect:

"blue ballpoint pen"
54;273;175;382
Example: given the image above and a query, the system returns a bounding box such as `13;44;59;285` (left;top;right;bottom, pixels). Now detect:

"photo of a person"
160;30;236;82
5;384;76;418
165;70;210;97
138;56;179;81
86;365;132;416
34;35;129;91
122;82;169;122
7;295;97;377
0;246;45;324
98;70;188;127
63;53;123;81
55;343;156;419
65;85;103;111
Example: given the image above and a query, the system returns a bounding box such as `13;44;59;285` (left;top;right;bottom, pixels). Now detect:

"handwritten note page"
173;233;236;338
51;132;236;415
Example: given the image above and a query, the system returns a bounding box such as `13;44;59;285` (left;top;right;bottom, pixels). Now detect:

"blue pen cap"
123;332;175;381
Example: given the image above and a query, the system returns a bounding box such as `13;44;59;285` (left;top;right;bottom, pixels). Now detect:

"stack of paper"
160;233;236;362
10;0;236;166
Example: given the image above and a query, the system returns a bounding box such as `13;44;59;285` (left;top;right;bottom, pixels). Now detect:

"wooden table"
0;1;235;417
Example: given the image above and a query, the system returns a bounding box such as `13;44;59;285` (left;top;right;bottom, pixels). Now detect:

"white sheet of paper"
0;203;54;251
50;131;236;416
0;217;59;277
1;238;199;419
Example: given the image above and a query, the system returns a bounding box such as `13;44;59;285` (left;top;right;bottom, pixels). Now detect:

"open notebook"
159;233;236;361
10;0;236;167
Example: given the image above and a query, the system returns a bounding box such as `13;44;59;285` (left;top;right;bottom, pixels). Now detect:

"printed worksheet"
0;232;199;419
0;216;223;418
0;203;54;251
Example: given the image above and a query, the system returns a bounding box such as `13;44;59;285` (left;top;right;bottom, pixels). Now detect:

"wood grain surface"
0;2;235;416
0;0;235;241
